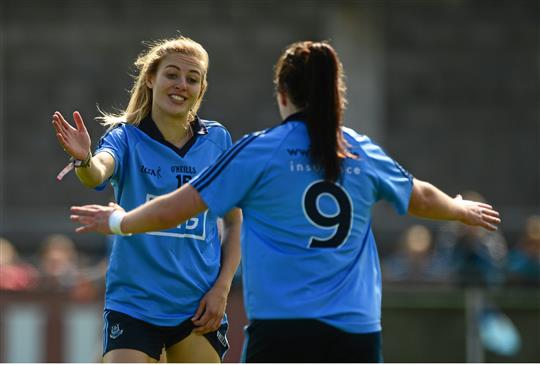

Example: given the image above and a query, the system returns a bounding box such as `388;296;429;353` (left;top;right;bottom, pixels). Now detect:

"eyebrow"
164;65;202;75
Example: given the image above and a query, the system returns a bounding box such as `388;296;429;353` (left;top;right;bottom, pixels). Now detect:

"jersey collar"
281;111;307;124
138;113;208;158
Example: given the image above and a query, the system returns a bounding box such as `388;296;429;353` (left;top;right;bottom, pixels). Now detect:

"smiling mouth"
170;94;186;102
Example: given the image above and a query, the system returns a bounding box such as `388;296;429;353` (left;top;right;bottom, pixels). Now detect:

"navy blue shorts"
242;319;382;363
103;309;229;361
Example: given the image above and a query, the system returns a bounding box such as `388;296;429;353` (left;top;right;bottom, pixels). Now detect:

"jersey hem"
104;302;193;327
248;315;381;334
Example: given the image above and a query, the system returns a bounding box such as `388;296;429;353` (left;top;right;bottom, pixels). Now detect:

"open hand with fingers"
455;195;501;231
70;202;124;234
52;111;91;160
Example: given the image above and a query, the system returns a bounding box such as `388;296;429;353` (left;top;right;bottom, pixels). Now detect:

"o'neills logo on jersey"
140;165;162;178
170;165;197;174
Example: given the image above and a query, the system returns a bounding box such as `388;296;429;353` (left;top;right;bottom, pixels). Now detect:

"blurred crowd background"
1;0;539;362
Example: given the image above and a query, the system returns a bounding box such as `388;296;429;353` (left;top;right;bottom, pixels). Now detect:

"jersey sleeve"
224;131;232;149
205;121;233;152
94;125;128;189
190;133;264;217
218;126;233;151
365;142;414;215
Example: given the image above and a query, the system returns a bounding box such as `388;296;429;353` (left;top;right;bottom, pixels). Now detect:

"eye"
187;77;200;84
166;73;178;80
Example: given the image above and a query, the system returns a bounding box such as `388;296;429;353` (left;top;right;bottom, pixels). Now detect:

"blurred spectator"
437;191;508;287
38;234;81;290
37;234;101;301
0;237;39;291
382;224;452;283
81;234;113;290
506;214;540;285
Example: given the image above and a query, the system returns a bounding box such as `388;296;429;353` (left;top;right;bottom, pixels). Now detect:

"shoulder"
342;126;412;181
341;126;384;158
98;123;150;152
242;121;309;156
98;123;130;147
199;119;231;139
101;123;138;139
247;121;304;146
342;126;372;146
222;122;304;166
201;119;229;134
198;119;232;150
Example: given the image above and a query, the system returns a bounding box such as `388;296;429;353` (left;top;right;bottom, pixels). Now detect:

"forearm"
214;209;242;292
75;153;113;188
121;184;208;234
75;159;105;188
408;178;465;221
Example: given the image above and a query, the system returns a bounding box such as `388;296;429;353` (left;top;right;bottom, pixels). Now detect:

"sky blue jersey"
95;115;232;326
191;112;413;333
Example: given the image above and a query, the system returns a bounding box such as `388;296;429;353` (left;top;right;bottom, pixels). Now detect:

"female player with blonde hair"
53;37;241;363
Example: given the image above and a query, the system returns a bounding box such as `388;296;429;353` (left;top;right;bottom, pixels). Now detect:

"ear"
278;90;288;107
198;79;207;98
145;74;154;89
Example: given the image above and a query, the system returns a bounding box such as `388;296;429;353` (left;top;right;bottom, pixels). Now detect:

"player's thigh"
103;348;158;363
166;332;221;363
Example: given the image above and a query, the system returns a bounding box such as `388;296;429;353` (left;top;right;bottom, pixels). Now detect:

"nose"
175;76;187;90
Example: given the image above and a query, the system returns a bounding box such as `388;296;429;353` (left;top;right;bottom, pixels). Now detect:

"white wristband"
108;210;130;236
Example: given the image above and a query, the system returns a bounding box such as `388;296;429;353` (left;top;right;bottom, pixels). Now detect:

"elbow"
408;179;433;216
408;197;426;217
223;209;243;235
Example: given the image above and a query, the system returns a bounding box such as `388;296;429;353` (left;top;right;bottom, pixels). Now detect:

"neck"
151;108;192;147
278;93;301;120
281;105;301;120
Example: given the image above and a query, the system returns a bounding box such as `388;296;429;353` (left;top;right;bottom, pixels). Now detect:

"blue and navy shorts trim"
103;309;229;361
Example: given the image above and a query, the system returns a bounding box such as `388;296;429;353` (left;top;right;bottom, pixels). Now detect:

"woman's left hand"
454;195;501;231
70;202;123;234
191;283;229;335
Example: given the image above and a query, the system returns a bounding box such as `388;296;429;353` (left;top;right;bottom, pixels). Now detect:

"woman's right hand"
52;111;91;160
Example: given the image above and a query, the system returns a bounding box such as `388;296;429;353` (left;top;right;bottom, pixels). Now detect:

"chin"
175;109;191;118
163;107;190;119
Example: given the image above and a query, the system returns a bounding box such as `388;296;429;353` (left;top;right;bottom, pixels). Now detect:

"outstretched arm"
52;111;114;187
408;178;501;230
70;183;207;234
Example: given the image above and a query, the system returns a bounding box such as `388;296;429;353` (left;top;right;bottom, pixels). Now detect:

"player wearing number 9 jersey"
195;109;411;327
70;40;501;362
192;111;411;361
